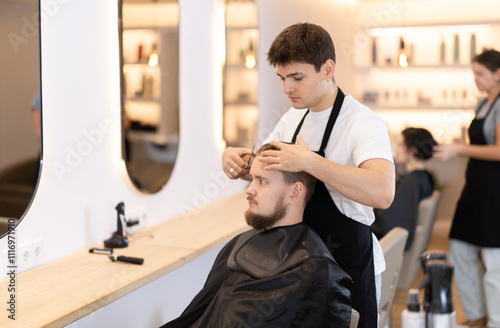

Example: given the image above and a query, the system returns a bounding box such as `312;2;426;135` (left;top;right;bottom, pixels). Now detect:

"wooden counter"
0;192;249;327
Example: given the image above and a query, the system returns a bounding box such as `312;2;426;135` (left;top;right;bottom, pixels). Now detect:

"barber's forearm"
304;155;395;209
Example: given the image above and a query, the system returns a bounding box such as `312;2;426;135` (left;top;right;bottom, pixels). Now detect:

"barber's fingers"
225;164;240;179
226;165;250;179
223;147;251;178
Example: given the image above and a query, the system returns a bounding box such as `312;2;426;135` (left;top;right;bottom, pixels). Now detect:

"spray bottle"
402;288;425;328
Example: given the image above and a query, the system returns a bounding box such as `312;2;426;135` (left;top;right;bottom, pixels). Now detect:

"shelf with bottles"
225;29;258;66
122;28;165;134
122;29;159;64
122;29;161;99
358;64;479;109
354;21;500;69
123;66;161;101
352;21;499;110
223;0;258;146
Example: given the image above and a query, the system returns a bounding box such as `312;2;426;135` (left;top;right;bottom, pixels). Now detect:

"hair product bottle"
439;35;446;64
470;33;477;60
453;34;460;64
402;289;425;328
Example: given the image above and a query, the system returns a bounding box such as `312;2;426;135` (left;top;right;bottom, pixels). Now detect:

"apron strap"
291;88;345;155
291;109;309;144
476;92;500;120
319;88;345;155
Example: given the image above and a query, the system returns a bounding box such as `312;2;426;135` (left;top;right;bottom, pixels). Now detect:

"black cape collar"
227;223;334;278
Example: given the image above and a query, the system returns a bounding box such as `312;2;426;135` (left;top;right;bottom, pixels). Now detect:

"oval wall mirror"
0;0;42;238
119;0;179;194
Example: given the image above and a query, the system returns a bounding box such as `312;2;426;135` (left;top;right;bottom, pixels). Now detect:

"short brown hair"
267;22;336;72
255;143;316;204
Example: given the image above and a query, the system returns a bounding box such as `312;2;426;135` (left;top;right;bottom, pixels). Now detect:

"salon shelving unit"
120;1;180;146
122;29;163;135
352;19;500;143
121;27;179;146
223;0;259;147
354;20;500;109
355;21;500;109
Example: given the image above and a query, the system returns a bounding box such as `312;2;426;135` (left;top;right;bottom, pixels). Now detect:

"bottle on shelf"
439;35;446;64
398;37;408;68
470;33;477;61
138;44;144;63
453;34;460;64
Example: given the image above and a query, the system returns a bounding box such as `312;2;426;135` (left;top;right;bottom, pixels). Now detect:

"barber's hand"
222;147;252;179
433;143;459;161
259;135;313;172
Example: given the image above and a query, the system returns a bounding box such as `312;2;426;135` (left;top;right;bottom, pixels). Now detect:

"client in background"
161;144;353;328
371;127;436;250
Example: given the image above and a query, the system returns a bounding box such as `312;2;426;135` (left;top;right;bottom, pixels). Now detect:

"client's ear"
288;182;304;205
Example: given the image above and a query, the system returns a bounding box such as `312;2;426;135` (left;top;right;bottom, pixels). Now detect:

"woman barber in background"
433;49;500;328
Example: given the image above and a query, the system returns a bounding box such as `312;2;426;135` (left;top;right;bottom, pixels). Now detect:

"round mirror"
119;0;179;193
0;0;42;237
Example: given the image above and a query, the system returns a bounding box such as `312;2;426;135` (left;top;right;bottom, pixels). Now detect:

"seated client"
371;127;437;250
161;143;353;328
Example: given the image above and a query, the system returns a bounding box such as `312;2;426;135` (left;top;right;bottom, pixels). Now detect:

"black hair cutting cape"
161;223;353;328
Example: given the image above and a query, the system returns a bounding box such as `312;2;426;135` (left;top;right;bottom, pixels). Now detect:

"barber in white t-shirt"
222;23;395;328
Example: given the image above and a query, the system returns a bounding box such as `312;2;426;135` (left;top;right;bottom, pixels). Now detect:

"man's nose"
245;182;256;196
283;80;294;94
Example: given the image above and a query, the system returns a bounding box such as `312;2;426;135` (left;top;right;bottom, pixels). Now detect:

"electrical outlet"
16;240;44;273
126;206;147;233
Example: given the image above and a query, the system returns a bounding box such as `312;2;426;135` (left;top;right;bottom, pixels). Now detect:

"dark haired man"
162;144;353;327
223;23;395;328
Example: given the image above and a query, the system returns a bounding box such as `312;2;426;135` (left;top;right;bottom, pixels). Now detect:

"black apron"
450;95;500;247
291;88;377;328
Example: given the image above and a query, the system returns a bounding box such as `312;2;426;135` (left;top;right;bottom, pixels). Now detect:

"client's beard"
244;197;287;230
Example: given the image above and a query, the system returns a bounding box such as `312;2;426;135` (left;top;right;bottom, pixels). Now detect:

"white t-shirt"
263;94;393;275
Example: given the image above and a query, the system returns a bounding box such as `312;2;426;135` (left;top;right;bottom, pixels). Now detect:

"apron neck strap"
291;88;345;156
478;92;500;119
319;88;345;155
